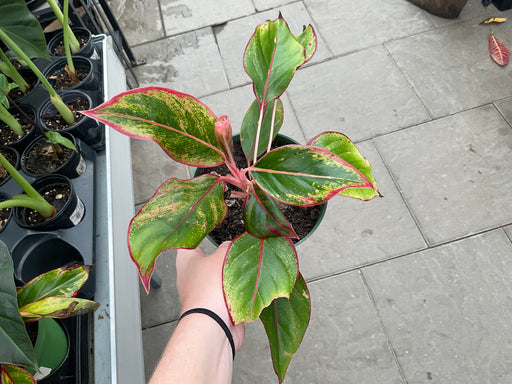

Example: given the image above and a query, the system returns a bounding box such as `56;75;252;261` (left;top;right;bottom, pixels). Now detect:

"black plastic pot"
0;146;20;187
13;174;85;230
491;0;512;10
21;132;87;179
43;56;99;92
0;105;39;152
37;90;103;148
0;192;12;234
47;27;95;59
7;67;40;105
406;0;468;18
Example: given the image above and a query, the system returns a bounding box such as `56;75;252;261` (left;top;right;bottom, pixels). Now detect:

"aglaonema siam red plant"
83;14;380;382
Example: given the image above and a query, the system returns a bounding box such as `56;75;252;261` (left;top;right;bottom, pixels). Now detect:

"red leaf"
488;32;510;66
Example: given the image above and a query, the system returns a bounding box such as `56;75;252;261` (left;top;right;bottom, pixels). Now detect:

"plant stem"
0;50;30;93
46;0;80;52
62;0;75;74
266;99;278;153
0;30;76;125
0;152;54;217
253;103;265;165
0;103;22;135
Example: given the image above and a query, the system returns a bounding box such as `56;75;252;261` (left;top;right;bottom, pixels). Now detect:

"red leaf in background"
488;31;510;66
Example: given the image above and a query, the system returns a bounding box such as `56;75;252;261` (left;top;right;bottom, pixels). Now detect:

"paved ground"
109;0;512;382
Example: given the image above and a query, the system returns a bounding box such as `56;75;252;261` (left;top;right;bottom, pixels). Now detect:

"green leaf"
0;0;50;60
82;87;225;167
16;266;92;308
45;132;77;152
244;184;297;239
294;25;317;64
308;132;380;200
129;175;227;292
250;145;373;206
240;98;283;161
260;274;310;383
0;241;37;372
19;297;99;321
244;16;307;106
1;364;36;384
223;233;298;324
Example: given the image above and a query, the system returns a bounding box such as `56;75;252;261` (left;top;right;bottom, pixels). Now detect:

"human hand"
176;242;245;353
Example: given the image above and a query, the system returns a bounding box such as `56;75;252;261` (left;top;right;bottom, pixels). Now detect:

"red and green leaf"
249;145;373;206
19;297;99;321
16;265;91;308
82;87;225;167
223;233;298;324
260;274;310;383
0;364;36;384
130;175;227;292
308;132;380;200
214;115;233;160
488;31;510;66
0;242;37;372
294;24;317;64
244;183;297;239
244;15;309;106
240;98;284;162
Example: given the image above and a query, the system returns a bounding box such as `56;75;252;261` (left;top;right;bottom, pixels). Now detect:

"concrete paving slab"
142;321;177;381
287;45;430;142
214;2;332;89
131;139;189;205
252;0;297;12
234;271;404;383
108;0;164;46
200;85;307;143
363;230;512;384
495;97;512;126
131;28;229;98
303;0;438;56
504;225;512;241
159;0;254;37
297;141;426;280
374;105;512;245
386;12;512;118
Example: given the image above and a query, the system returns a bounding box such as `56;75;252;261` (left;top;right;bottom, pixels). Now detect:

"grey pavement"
109;0;512;382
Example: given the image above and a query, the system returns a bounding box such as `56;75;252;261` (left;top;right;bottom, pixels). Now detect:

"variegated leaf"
16;265;91;308
244;183;297;239
308;132;380;200
223;233;298;324
130;175;227;292
488;31;510;66
0;364;36;384
249;145;373;206
82;87;225;167
19;297;99;321
294;24;317;64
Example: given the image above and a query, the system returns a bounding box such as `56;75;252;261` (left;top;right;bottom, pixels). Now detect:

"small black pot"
0;105;39;152
7;67;40;105
37;90;103;148
47;27;94;58
491;0;512;10
0;192;12;234
0;146;20;187
21;132;86;179
13;174;85;230
43;56;99;92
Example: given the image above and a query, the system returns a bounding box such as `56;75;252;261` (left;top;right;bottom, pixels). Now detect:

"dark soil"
0;206;10;230
50;32;90;56
24;139;72;175
0;109;34;146
40;97;89;131
7;70;38;102
24;183;70;225
47;65;89;90
197;140;323;244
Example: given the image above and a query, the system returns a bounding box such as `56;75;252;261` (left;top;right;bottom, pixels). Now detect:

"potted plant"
0;240;98;383
405;0;469;19
84;14;380;382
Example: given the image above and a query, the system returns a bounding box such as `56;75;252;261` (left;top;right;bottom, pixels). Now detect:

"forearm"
149;313;234;384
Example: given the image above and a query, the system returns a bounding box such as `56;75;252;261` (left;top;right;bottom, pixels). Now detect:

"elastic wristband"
179;308;235;360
